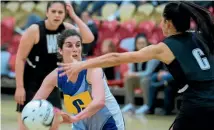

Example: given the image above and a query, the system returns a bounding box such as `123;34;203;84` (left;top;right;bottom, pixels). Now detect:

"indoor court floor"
1;94;176;130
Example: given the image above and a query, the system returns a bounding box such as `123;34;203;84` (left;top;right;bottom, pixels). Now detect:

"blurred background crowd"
1;0;214;116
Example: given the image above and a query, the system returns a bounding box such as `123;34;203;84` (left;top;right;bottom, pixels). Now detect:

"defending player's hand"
14;87;26;105
57;58;84;82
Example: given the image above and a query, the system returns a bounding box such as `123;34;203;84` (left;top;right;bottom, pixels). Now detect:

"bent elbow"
97;100;105;109
84;34;95;44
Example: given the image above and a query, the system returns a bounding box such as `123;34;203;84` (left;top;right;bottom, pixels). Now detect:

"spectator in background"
121;34;161;114
107;0;140;21
1;44;11;77
78;1;128;16
101;39;117;80
78;1;107;16
81;11;98;56
147;65;177;115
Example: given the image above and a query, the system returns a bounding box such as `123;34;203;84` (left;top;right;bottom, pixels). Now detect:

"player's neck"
168;31;182;37
45;20;59;31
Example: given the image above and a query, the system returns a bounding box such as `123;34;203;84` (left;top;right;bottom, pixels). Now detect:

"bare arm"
64;4;94;44
63;3;94;43
74;68;105;121
64;20;94;44
15;25;39;104
81;43;175;70
33;69;58;100
15;24;38;89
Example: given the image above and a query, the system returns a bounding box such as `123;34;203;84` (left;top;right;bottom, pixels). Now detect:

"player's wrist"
16;85;24;89
69;12;77;19
80;61;86;70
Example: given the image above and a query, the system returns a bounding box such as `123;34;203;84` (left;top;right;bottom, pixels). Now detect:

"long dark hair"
163;1;214;55
47;1;66;12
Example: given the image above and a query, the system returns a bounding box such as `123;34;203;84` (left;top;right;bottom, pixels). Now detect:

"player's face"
136;37;148;51
46;3;66;27
60;36;82;63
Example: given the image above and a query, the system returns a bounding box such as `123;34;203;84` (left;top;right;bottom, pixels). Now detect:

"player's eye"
67;44;73;48
58;11;63;14
51;10;56;13
76;44;80;48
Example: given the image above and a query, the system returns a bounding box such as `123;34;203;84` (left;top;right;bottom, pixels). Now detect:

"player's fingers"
62;66;72;71
59;71;67;77
21;95;25;105
57;67;70;73
22;94;26;104
57;62;71;67
15;95;19;104
50;116;60;130
14;94;18;101
17;96;22;105
65;69;73;75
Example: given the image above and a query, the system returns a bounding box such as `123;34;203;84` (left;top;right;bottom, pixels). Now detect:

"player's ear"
58;48;63;55
168;20;174;30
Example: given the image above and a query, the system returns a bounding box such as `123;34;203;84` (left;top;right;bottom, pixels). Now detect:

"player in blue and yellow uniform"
58;2;214;130
33;29;125;130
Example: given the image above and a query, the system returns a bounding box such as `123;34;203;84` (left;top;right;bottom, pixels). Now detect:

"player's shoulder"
86;68;103;82
87;68;103;76
25;24;39;35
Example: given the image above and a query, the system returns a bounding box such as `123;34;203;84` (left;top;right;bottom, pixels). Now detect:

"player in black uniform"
15;1;94;130
58;1;214;130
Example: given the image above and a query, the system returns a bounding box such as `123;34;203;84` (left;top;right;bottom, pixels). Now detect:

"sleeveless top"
58;69;125;130
24;21;65;91
163;32;214;109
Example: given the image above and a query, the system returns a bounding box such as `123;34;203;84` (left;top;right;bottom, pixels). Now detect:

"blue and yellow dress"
58;69;125;130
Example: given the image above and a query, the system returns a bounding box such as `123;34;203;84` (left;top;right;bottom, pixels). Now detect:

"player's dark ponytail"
164;2;214;55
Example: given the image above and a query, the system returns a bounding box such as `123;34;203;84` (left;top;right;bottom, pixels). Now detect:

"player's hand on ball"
60;111;73;124
60;111;78;123
50;111;62;130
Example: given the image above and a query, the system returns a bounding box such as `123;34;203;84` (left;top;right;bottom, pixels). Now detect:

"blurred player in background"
58;2;214;130
33;29;125;130
15;1;94;130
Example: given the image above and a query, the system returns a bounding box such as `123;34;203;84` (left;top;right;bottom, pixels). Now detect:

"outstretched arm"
33;69;58;100
80;43;175;69
80;44;168;69
58;43;175;80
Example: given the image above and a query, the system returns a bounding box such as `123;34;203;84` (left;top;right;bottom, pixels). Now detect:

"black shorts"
16;87;62;112
169;107;214;130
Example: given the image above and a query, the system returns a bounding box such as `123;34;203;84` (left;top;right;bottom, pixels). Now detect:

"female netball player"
15;1;94;130
58;2;214;130
33;29;125;130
